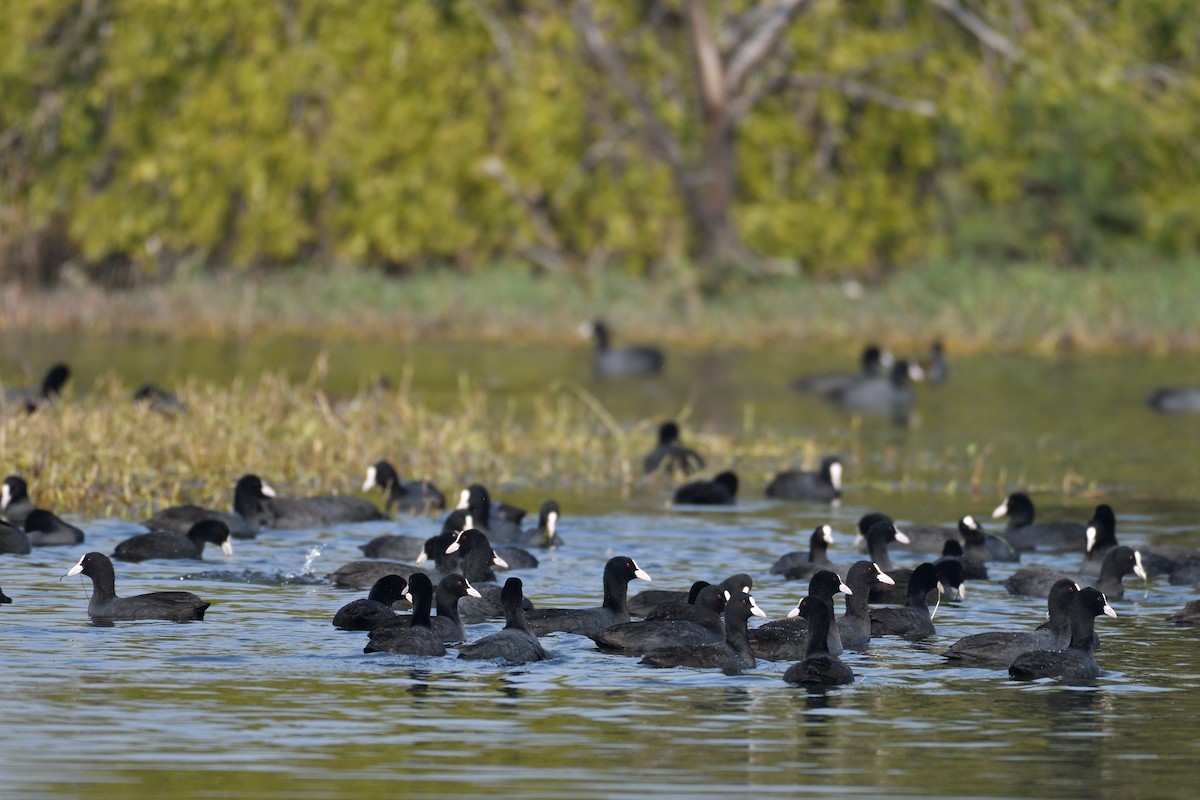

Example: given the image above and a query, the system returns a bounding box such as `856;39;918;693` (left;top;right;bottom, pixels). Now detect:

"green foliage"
1;0;1198;281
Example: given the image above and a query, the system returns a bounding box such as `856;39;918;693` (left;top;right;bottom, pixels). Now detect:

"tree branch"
928;0;1024;62
788;74;939;117
725;0;813;97
686;0;725;119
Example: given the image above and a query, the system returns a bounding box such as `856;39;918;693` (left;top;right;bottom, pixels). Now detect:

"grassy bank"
3;260;1199;353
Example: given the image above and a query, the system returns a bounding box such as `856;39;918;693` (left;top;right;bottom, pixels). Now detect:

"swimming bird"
944;579;1079;669
770;525;835;580
144;474;275;539
1170;600;1200;625
869;558;966;604
765;456;843;503
789;345;891;394
1079;504;1117;576
0;583;10;603
0;518;31;555
991;492;1087;551
367;573;482;645
936;539;988;581
1008;587;1116;683
920;339;948;384
525;556;651;637
444;528;520;622
261;480;386;529
832;561;896;649
838;519;910;574
782;597;854;687
672;471;738;506
869;562;942;639
1146;386;1200;413
639;591;766;674
579;319;665;378
25;509;85;546
458;578;547;664
592;583;728;654
360;573;445;657
824;359;919;423
362;460;445;515
5;363;70;412
1002;545;1147;600
113;520;233;562
456;484;524;543
64;552;210;622
628;573;752;619
1;475;35;525
749;570;852;660
517;500;564;548
332;575;410;631
643;421;705;477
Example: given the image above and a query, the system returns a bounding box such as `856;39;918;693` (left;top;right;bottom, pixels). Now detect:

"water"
1;336;1199;798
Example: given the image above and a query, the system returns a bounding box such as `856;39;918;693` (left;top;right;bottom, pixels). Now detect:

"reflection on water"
1;336;1199;797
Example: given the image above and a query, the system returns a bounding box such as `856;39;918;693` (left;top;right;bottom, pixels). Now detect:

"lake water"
1;335;1199;798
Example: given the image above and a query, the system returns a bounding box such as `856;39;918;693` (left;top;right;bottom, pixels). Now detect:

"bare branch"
788;74;940;117
479;157;572;274
686;0;725;118
571;0;684;171
725;0;813;96
929;0;1024;62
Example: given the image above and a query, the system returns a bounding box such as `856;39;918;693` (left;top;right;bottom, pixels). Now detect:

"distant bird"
133;383;186;415
1170;601;1200;625
362;460;445;515
643;422;705;477
4;363;70;412
991;492;1087;551
458;578;546;664
519;500;564;548
782;596;854;687
672;470;738;506
455;484;524;543
1079;504;1118;577
790;345;892;394
1009;587;1116;683
765;455;843;503
920;339;949;384
1146;387;1200;414
63;552;210;622
0;475;35;525
113;519;233;562
578;319;665;378
1003;545;1146;601
591;583;728;654
824;359;919;423
25;509;85;546
144;474;275;539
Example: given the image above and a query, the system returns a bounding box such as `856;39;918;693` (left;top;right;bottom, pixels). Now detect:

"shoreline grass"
2;260;1199;353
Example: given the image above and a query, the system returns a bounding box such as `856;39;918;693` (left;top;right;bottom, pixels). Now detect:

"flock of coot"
3;333;1200;688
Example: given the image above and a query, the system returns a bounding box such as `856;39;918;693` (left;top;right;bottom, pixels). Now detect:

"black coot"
638;574;752;621
144;474;275;539
368;574;481;645
937;539;988;581
749;570;851;660
639;591;766;674
871;558;967;604
1147;387;1200;414
835;561;895;649
0;518;31;555
958;515;1019;563
1009;587;1116;683
1002;545;1146;600
765;456;843;503
824;359;918;423
643;422;704;477
580;319;664;378
1;475;35;525
991;492;1087;551
25;509;85;546
672;471;738;506
113;520;233;562
446;528;523;622
526;556;652;636
332;574;410;631
362;461;445;515
458;577;547;664
592;583;727;654
944;579;1079;668
1079;504;1118;576
782;597;854;687
789;345;890;394
261;479;386;529
869;562;942;639
64;552;209;622
519;500;564;548
5;363;70;412
1170;600;1200;625
456;484;524;543
361;573;445;656
770;525;835;580
839;519;910;574
0;583;9;603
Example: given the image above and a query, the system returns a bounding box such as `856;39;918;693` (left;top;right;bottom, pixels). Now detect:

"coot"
1146;387;1200;414
770;525;835;580
944;579;1078;668
869;562;942;639
361;573;445;656
782;597;854;687
1003;545;1146;600
579;319;665;378
642;422;704;477
113;520;233;562
765;456;843;503
1;475;35;525
64;552;209;622
25;509;85;546
672;471;738;506
144;474;275;539
458;577;546;664
592;583;727;654
525;556;651;636
1008;587;1116;683
992;492;1087;551
640;591;766;674
332;574;410;631
749;570;851;660
0;519;31;555
362;461;445;515
367;573;481;645
789;345;891;394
